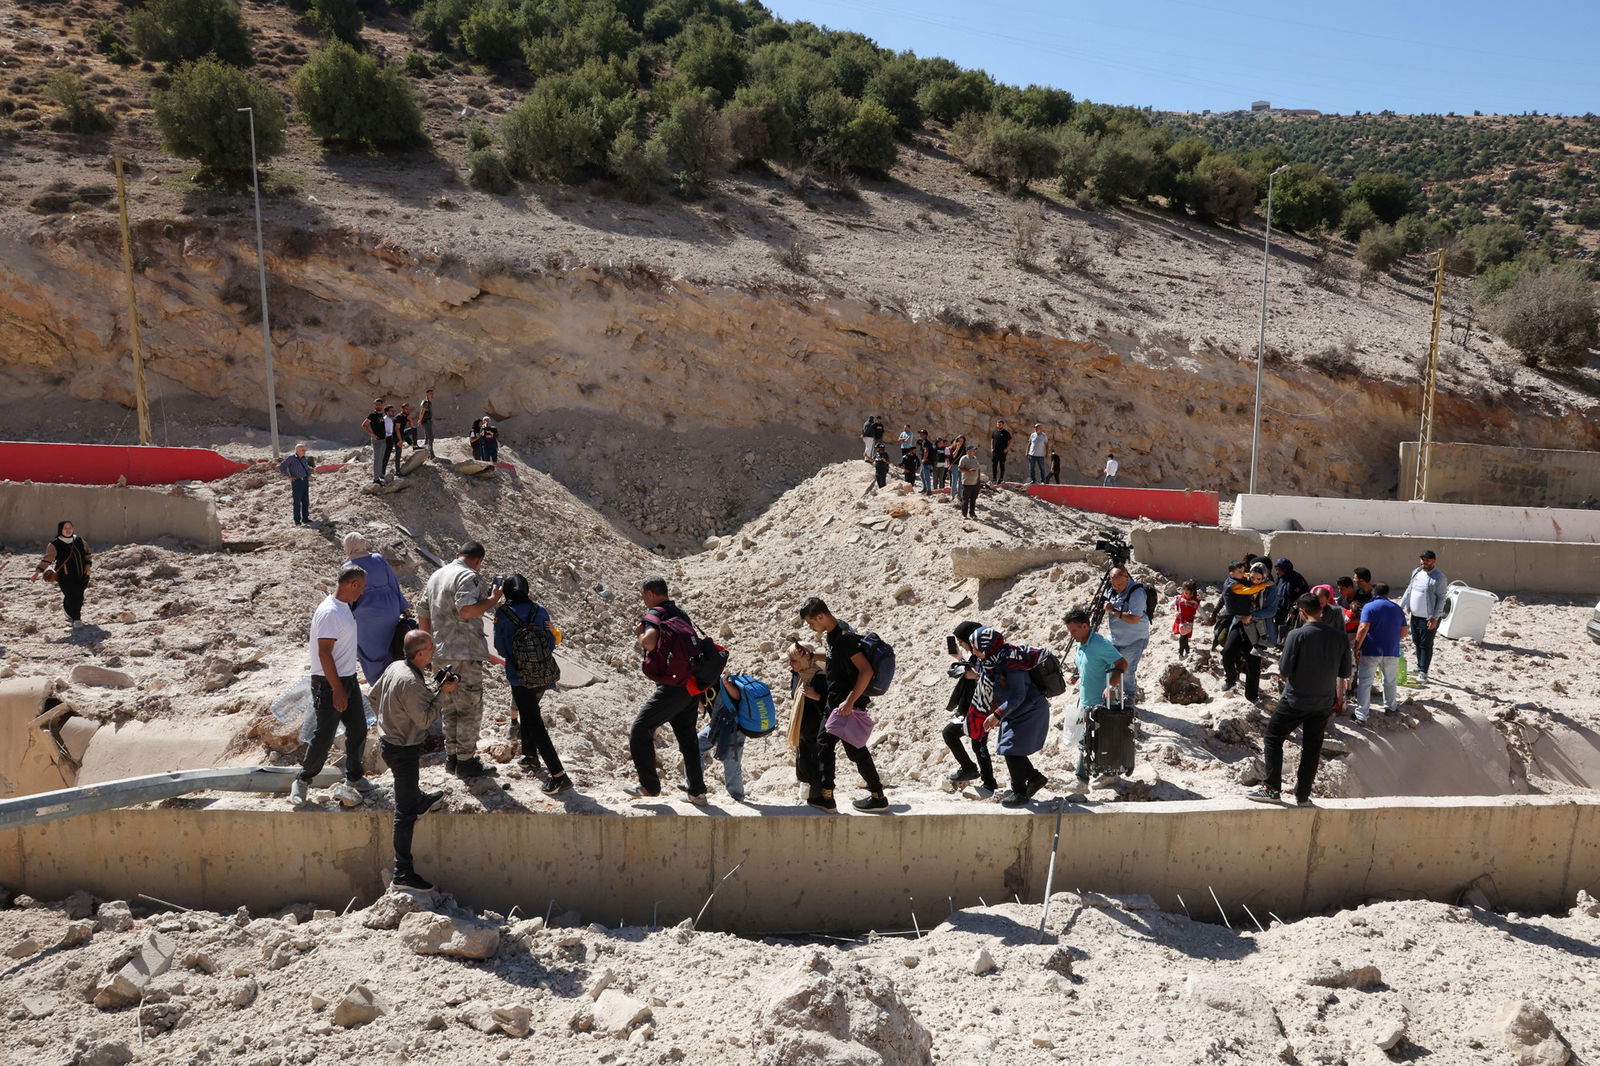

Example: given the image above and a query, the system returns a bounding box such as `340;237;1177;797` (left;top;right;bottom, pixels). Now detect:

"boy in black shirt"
799;597;888;811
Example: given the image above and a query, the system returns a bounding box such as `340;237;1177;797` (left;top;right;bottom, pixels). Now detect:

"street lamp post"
1248;163;1291;496
238;106;281;459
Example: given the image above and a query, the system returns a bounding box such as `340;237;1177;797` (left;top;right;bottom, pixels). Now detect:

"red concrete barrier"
1026;485;1219;525
0;442;248;487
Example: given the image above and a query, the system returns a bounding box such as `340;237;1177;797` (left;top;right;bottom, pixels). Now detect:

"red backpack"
642;609;699;687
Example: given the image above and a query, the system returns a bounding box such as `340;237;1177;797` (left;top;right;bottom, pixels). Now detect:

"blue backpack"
857;631;897;697
720;674;779;738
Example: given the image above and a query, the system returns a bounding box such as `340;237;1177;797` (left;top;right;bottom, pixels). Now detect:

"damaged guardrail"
0;767;342;831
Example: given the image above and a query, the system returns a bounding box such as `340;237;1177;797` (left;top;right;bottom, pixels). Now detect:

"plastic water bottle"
1398;655;1408;686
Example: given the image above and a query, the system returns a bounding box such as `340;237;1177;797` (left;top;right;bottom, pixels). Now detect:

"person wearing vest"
279;443;314;525
34;520;93;629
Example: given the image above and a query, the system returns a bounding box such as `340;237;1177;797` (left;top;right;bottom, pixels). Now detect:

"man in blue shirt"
278;443;314;525
1066;608;1126;792
1102;567;1149;708
1353;582;1409;723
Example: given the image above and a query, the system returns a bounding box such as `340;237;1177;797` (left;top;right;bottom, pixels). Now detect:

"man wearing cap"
1403;550;1448;685
1027;424;1049;484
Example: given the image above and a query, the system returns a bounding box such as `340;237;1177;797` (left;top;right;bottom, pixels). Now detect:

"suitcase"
1082;687;1136;777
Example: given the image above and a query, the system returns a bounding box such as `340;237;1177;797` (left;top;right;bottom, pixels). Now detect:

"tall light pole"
1248;163;1291;496
239;106;281;459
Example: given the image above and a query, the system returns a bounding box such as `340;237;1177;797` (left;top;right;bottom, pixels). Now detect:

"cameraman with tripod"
1102;567;1149;710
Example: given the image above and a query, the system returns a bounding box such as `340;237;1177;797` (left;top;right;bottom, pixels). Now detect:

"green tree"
1195;158;1256;223
658;92;733;191
993;83;1073;128
916;71;991;125
1462;222;1525;269
1346;171;1416;224
950;113;1058;190
152;56;282;180
1269;164;1342;233
1090;132;1158;204
500;58;638;182
607;127;668;200
295;41;425;151
1339;200;1378;241
459;0;522;64
308;0;362;44
863;56;921;132
672;20;746;101
132;0;253;66
1482;261;1598;368
45;71;112;133
467;147;513;193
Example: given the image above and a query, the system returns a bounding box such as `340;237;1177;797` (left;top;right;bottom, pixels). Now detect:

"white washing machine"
1438;581;1499;642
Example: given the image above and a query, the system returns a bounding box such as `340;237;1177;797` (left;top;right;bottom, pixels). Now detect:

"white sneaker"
288;779;310;807
1415;671;1428;686
330;781;363;808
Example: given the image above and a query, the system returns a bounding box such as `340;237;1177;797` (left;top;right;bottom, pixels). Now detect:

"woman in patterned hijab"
969;626;1052;808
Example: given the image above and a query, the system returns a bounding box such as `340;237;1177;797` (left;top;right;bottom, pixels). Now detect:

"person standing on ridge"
989;419;1012;484
627;576;710;803
1027;423;1048;485
33;520;93;629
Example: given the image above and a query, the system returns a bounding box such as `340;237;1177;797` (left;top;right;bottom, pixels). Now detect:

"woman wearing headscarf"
969;626;1051;808
343;532;410;684
491;574;571;795
33;520;92;629
786;641;829;807
941;620;998;793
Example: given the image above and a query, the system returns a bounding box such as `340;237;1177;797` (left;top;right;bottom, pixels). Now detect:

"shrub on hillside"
1090;132;1158;204
917;71;991;125
295;42;425;151
152;57;282;180
950;113;1059;191
415;0;473;51
45;71;111;133
658;93;733;192
994;83;1074;128
863;57;921;132
500;59;638;182
1355;224;1405;274
1482;261;1598;368
607;127;668;200
467;147;513;193
670;21;746;101
1339;200;1378;241
1195;158;1255;223
308;0;363;44
1461;222;1525;270
131;0;253;66
90;20;138;65
1346;171;1416;225
459;0;522;65
1269;164;1342;234
1052;127;1095;195
809;95;897;175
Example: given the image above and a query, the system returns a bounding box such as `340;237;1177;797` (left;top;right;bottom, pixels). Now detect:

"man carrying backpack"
627;576;710;803
799;597;890;812
1102;567;1150;709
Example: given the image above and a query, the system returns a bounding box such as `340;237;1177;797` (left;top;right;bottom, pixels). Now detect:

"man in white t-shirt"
1027;424;1049;484
1403;550;1448;684
293;564;372;807
1102;453;1119;487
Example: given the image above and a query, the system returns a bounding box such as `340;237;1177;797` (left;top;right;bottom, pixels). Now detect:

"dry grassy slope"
4;0;1600;504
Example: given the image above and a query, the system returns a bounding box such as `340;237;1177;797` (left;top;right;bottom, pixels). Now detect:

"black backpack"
1027;648;1067;698
1131;582;1159;622
501;606;560;689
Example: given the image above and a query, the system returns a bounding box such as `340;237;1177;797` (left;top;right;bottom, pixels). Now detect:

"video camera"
1094;528;1131;568
433;667;460;687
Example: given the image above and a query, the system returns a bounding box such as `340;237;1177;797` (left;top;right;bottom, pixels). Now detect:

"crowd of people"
861;415;1074;509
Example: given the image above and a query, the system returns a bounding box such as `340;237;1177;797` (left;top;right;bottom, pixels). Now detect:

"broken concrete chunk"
333;984;384;1028
1493;1000;1570;1066
96;901;135;933
398;911;501;959
59;920;96;948
1306;962;1383;990
970;946;998;975
93;933;177;1009
361;887;437;930
592;989;652;1035
70;664;136;689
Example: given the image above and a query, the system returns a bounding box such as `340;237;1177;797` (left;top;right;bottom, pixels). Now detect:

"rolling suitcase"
1082;687;1136;777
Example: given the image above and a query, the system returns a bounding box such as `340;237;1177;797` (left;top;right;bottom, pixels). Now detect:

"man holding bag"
799;597;889;812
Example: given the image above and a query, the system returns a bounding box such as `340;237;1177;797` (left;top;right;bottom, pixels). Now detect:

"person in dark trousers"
787;641;830;805
1048;450;1061;485
491;574;571;795
970;626;1051;807
957;446;982;519
626;576;709;802
34;520;93;629
363;398;387;484
398;403;418;449
989;419;1012;483
420;388;436;450
373;630;450;891
942;621;998;793
1220;560;1266;701
279;443;314;525
872;442;890;488
293;564;376;808
1272;558;1310;646
799;597;888;812
480;417;499;462
1246;594;1354;806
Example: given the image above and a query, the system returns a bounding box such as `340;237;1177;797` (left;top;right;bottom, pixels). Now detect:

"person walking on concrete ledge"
279;443;314;525
418;541;502;779
1246;594;1352;807
33;520;93;630
374;629;450;891
295;564;376;808
1403;550;1447;685
800;597;889;812
627;576;709;803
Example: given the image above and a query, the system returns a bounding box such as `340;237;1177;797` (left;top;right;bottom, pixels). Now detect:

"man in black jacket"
1246;594;1353;807
989;420;1012;484
1272;557;1310;645
799;597;889;811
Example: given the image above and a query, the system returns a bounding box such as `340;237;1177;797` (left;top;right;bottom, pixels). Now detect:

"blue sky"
763;0;1600;116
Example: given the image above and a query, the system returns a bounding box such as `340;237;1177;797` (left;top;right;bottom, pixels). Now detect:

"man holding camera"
374;630;452;891
418;540;503;779
293;564;376;808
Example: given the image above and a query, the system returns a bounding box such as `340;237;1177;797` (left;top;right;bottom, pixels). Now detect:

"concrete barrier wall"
1400;441;1600;507
1234;493;1600;543
0;441;246;487
1;798;1594;930
1027;485;1219;525
1134;524;1600;596
0;482;222;549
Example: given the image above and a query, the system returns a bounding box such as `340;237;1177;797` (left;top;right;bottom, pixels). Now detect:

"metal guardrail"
0;767;343;831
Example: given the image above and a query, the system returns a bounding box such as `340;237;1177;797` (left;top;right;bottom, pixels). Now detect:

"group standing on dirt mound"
861;412;1068;519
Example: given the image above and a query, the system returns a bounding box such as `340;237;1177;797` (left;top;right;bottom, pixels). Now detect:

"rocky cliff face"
3;218;1595;501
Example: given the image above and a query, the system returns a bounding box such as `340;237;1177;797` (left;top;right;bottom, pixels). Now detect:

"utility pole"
239;106;281;459
1249;164;1291;495
1414;248;1447;501
113;155;152;446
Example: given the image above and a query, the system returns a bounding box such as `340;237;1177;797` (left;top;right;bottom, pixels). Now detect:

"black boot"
393;867;434;891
